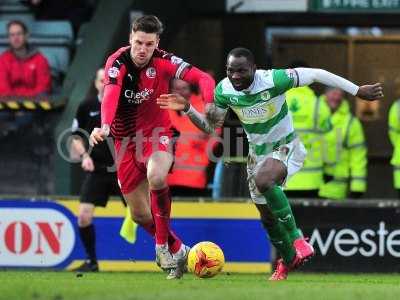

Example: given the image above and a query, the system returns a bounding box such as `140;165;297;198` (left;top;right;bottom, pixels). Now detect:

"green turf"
0;271;400;300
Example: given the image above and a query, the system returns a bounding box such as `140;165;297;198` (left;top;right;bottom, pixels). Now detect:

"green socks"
263;185;302;242
267;222;296;265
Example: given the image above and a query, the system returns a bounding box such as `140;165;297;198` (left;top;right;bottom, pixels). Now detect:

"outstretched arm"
294;68;384;100
157;94;226;134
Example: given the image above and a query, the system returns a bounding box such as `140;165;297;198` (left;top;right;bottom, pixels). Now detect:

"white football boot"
166;245;191;280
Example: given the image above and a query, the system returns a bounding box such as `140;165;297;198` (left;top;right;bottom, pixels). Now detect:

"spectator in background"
0;20;51;137
319;87;367;200
284;60;331;198
388;99;400;198
168;78;217;197
0;20;51;97
70;68;122;272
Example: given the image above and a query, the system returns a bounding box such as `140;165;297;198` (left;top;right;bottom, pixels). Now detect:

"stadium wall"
0;198;272;273
2;198;400;273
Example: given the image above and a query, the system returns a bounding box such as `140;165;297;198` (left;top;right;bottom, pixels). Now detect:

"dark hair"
7;20;28;34
132;15;163;35
227;47;255;64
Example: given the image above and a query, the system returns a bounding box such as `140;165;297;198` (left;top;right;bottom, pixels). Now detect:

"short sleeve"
71;103;87;138
273;69;298;95
214;82;229;110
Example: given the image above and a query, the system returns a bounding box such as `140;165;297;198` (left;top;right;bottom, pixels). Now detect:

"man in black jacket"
70;68;121;272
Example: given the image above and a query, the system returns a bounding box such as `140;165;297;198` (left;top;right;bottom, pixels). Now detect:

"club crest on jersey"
159;135;170;146
260;91;271;101
108;67;119;78
146;67;156;79
170;56;183;65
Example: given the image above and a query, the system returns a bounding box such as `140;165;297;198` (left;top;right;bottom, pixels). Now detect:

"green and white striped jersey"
214;69;299;155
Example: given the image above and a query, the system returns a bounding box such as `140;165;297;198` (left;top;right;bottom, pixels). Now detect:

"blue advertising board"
0;199;272;273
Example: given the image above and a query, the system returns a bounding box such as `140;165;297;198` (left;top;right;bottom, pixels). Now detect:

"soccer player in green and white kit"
157;48;383;280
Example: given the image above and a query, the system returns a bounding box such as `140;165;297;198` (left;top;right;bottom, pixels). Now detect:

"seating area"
0;0;33;22
0;0;79;195
0;1;74;92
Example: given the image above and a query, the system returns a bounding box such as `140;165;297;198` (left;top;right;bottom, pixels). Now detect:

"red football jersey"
101;46;215;139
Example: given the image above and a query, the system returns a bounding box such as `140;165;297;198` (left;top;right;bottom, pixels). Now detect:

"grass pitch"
0;271;399;300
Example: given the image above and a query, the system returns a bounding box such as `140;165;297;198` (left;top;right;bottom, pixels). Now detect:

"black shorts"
80;172;122;207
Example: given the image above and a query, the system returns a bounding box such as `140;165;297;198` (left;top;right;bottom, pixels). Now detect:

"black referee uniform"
72;95;121;206
71;95;123;272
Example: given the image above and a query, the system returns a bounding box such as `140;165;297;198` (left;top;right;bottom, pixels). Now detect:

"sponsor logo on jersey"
124;88;154;104
170;56;183;65
146;67;156;79
240;102;276;120
242;107;268;118
108;67;119;78
159;135;170;146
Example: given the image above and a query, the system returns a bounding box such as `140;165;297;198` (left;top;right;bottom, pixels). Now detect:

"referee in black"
70;68;121;272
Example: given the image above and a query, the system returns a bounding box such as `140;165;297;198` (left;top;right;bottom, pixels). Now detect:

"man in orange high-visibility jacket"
168;78;218;197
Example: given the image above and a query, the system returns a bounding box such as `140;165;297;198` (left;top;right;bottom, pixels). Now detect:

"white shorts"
247;138;307;204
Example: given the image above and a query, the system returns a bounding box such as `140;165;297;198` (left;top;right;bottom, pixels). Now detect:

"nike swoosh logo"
89;111;100;117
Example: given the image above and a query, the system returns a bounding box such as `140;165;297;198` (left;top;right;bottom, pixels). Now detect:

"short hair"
7;20;28;34
132;15;163;35
227;47;255;65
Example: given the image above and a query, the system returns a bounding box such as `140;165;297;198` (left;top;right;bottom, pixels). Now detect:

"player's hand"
357;83;384;101
157;94;189;111
81;154;95;172
89;125;110;146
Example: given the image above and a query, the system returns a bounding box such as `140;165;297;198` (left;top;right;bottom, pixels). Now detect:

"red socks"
168;230;182;254
143;186;182;254
151;187;171;246
141;222;181;253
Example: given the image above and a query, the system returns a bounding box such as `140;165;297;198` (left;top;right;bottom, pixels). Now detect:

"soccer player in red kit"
89;15;215;279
